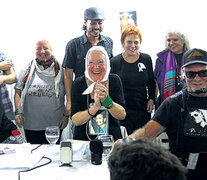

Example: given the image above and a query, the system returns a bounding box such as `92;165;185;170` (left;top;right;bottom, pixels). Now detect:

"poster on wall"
119;11;137;32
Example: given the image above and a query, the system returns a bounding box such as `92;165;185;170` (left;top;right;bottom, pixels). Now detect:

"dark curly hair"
108;138;187;180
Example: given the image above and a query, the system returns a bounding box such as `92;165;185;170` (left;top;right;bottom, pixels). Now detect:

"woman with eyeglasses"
154;31;190;109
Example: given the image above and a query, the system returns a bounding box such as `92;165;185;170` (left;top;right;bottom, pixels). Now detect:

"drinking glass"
45;126;60;145
98;135;114;160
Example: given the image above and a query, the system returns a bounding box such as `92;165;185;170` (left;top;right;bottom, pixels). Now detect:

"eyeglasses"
185;70;207;79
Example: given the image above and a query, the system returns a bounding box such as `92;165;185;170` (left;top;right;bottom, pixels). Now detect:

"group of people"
115;48;207;180
1;6;207;180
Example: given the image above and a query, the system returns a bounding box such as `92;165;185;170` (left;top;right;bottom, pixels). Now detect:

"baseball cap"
84;7;105;20
183;48;207;67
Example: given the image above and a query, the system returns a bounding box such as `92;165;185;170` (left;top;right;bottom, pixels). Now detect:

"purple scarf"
163;51;186;100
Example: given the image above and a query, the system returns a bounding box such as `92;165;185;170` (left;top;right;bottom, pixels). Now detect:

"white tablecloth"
0;143;110;180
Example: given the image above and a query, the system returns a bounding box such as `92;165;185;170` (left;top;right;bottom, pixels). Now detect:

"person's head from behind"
35;40;52;61
82;7;105;37
96;113;106;126
165;31;190;54
108;138;187;180
121;25;142;57
183;48;207;97
85;46;110;82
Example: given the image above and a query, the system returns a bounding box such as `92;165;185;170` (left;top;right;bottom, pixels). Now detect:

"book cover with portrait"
88;106;109;135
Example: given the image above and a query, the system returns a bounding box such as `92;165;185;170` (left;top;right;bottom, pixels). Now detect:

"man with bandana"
62;7;113;116
116;48;207;180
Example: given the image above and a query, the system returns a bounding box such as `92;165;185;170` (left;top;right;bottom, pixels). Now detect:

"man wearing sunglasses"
116;48;207;180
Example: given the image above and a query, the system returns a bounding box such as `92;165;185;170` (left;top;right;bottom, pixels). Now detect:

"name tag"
187;153;199;170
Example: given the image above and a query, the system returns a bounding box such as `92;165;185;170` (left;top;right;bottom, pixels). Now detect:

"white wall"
0;0;207;75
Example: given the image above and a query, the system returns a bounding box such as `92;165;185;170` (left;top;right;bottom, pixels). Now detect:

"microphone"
89;139;103;165
189;88;207;94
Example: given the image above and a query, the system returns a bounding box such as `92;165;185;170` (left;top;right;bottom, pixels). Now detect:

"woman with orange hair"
111;25;155;134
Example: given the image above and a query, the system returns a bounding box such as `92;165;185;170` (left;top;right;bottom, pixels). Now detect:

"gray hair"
164;31;190;50
35;40;53;51
84;46;111;82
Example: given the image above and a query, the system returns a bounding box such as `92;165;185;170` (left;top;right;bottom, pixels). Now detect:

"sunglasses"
185;70;207;79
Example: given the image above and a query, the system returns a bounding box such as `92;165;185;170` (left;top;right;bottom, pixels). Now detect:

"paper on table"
0;144;47;169
72;143;87;161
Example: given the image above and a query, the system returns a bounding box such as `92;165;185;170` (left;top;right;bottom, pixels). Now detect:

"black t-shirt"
111;53;155;109
71;74;125;141
152;89;207;153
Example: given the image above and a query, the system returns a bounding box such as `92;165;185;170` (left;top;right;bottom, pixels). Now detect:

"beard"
88;28;103;37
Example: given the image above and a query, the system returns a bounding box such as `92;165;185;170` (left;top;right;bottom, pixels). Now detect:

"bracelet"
15;109;24;115
101;95;114;109
87;108;94;117
155;95;158;101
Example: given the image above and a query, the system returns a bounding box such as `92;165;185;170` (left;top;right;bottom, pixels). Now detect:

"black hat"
84;7;105;20
183;48;207;67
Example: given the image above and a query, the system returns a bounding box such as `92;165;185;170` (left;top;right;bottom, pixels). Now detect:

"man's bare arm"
64;68;73;116
128;120;166;139
3;67;17;84
0;61;17;85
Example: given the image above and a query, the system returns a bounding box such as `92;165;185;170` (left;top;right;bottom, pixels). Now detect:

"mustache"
92;28;102;32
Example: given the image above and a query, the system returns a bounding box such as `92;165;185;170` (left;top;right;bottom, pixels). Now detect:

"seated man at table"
108;138;187;180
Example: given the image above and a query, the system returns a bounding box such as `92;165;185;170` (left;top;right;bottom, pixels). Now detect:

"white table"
0;143;110;180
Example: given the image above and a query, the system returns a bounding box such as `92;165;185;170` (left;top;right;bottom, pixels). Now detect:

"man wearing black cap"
116;48;207;180
62;7;113;116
